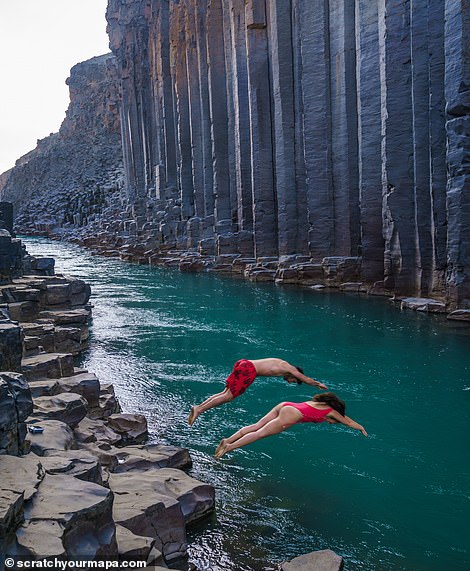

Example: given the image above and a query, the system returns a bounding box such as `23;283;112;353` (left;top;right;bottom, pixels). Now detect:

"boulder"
399;297;447;313
54;326;84;355
25;419;77;456
30;393;87;428
0;490;24;553
281;549;344;571
447;309;470;322
18;474;117;559
109;468;215;527
79;442;119;472
107;413;148;445
116;524;165;566
74;417;122;446
21;353;75;381
28;379;60;398
69;278;91;306
6;301;40;322
340;282;362;292
38;450;102;484
0;454;44;501
15;520;66;559
45;283;71;305
109;471;187;564
56;372;100;407
30;257;55;275
88;392;121;419
38;308;90;326
112;444;192;473
21;322;55;352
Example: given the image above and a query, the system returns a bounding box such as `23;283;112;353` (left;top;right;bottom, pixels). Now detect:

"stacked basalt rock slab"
0;259;215;567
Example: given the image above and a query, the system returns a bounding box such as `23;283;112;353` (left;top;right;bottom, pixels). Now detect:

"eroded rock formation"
102;0;468;307
0;54;124;236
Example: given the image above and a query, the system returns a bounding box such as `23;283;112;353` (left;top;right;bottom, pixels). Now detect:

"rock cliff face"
0;54;124;236
103;0;469;306
1;1;468;308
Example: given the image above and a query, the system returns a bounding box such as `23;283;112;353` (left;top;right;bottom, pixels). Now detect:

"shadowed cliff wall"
106;0;469;306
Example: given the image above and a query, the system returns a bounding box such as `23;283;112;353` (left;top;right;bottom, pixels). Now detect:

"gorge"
0;0;469;309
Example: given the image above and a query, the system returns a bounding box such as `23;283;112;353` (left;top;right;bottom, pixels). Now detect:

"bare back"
249;358;292;377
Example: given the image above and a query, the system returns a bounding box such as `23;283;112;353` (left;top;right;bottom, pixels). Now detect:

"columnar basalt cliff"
0;54;124;236
103;0;469;307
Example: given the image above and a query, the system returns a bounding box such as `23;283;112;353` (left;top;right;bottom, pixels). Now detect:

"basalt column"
355;0;384;283
184;0;206;224
246;0;277;258
150;0;178;199
428;0;447;295
224;0;253;239
298;0;334;259
170;5;194;223
207;0;233;236
379;0;418;293
329;0;360;257
444;0;470;305
102;0;469;307
267;0;300;257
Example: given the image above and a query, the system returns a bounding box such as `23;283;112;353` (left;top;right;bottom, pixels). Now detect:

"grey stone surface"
109;470;187;564
25;419;77;456
56;372;100;407
30;392;88;428
107;413;148;445
21;353;75;381
281;549;344;571
38;450;102;484
400;297;447;313
116;524;165;566
112;444;192;473
19;473;117;559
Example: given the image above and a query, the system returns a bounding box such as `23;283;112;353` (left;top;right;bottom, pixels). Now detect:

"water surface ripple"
23;237;470;571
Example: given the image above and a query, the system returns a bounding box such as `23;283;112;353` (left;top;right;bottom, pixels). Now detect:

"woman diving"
215;392;368;458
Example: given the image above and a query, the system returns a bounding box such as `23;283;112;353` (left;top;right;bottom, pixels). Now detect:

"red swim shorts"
225;359;257;398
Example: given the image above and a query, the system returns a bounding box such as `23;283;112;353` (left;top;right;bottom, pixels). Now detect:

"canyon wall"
0;54;124;238
105;0;469;306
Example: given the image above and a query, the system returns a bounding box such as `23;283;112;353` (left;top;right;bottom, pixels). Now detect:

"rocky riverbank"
0;249;345;570
58;226;468;321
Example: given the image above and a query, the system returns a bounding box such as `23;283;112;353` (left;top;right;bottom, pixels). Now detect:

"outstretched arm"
283;363;328;390
328;410;368;437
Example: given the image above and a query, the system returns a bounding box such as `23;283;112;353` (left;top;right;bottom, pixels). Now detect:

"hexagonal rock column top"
25;419;77;456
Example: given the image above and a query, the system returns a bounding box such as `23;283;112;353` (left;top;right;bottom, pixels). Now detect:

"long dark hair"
313;392;346;416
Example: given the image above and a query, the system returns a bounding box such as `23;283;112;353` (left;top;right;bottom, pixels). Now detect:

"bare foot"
188;406;199;426
215;439;229;459
214;438;226;457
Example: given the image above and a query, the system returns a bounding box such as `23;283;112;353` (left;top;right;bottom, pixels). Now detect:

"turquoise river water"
22;237;469;571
